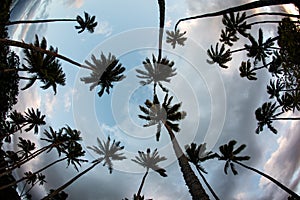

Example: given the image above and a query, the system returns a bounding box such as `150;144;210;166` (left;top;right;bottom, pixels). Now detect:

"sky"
7;0;300;200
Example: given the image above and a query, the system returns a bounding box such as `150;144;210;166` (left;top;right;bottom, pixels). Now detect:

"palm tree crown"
166;29;187;49
138;93;186;141
75;12;98;33
81;52;126;97
207;43;232;68
87;136;126;173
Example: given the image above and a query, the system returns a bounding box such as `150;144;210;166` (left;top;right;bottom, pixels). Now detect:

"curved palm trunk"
234;160;300;199
164;123;209;200
196;167;220;200
42;160;101;200
4;19;76;26
136;169;149;198
0;38;92;70
175;0;297;30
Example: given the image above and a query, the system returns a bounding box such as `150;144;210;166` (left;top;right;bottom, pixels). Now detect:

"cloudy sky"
8;0;300;200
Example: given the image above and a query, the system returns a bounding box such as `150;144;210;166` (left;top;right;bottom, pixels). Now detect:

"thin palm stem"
4;19;76;26
175;0;295;31
196;167;220;200
272;117;300;120
157;0;165;61
245;12;300;19
163;122;209;200
234;160;300;199
136;169;149;198
248;20;300;26
0;38;92;70
41;160;102;200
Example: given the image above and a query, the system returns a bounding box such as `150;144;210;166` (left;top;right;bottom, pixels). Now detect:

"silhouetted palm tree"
239;60;258;80
42;136;126;200
166;30;187;49
4;12;97;34
139;94;209;200
185;143;219;200
132;148;167;198
80;52;126;97
21;35;65;94
207;43;232;68
217;140;300;199
136;55;176;93
222;12;251;39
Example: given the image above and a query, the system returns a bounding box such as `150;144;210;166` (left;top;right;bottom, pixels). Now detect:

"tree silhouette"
166;29;187;49
132;148;167;199
217;140;300;199
81;52;126;97
207;43;232;68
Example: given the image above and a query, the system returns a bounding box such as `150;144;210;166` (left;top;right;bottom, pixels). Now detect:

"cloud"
94;21;113;36
64;0;84;8
43;93;57;118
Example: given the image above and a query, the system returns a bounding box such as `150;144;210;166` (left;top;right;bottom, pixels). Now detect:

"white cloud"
43;93;57;118
64;0;84;8
94;21;113;36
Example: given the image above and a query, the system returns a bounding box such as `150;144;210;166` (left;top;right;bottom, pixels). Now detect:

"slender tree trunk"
4;19;76;26
136;169;149;198
163;123;209;200
196;167;220;200
272;117;300;120
0;157;67;191
234;160;300;199
175;0;297;30
41;160;102;200
245;12;300;19
157;0;165;61
0;38;92;70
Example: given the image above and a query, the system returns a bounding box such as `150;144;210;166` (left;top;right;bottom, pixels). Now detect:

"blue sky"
8;0;300;200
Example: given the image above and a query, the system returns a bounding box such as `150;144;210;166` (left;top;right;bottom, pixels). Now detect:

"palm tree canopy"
239;60;257;80
166;29;187;49
22;35;66;94
217;140;250;175
80;52;126;97
132;148;167;177
207;43;232;68
24;108;46;134
75;12;98;33
185;143;217;173
87;136;126;173
138;93;186;141
255;102;278;134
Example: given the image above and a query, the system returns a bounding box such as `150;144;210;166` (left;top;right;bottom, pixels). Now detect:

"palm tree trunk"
42;160;102;200
4;19;76;26
163;123;209;200
175;0;296;30
0;38;92;70
234;160;300;199
0;157;67;191
196;167;220;200
157;0;165;61
245;12;300;19
272;117;300;120
136;169;149;198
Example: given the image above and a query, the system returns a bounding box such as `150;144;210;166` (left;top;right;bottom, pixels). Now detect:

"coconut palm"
239;60;258;80
23;108;46;134
166;29;187;49
42;136;126;200
80;52;126;97
222;12;251;39
207;43;232;68
136;55;176;93
21;35;66;94
267;79;285;99
139;94;209;200
132;148;167;199
185;143;219;200
217;140;300;199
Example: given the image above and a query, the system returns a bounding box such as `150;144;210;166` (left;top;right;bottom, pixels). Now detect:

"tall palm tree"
139;93;209;200
4;12;97;34
175;0;299;31
185;143;219;200
217;140;300;199
42;136;126;200
80;52;126;97
132;148;167;199
20;35;66;94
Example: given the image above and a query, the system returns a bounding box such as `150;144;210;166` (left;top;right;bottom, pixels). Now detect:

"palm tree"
217;140;300;199
139;93;209;200
175;0;299;31
4;12;97;34
20;35;65;94
185;143;219;200
157;0;165;61
136;55;176;93
132;148;167;199
42;136;126;200
207;43;232;69
80;52;126;97
166;29;187;49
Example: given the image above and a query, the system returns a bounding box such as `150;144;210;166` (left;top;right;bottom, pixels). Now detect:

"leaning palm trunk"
136;169;149;198
234;160;300;199
164;123;209;200
42;160;102;200
0;38;92;70
4;19;76;26
175;0;299;30
196;167;220;200
157;0;165;61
